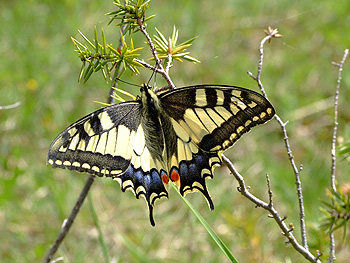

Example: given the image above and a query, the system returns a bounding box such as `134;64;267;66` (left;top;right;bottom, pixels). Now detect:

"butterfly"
47;84;275;226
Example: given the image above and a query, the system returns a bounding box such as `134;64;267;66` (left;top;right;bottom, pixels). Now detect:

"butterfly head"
140;84;161;110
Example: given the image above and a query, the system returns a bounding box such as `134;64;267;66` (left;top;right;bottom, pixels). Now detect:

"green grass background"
1;0;350;262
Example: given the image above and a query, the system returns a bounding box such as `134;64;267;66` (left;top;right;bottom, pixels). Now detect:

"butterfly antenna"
146;63;160;89
115;77;140;88
112;78;139;101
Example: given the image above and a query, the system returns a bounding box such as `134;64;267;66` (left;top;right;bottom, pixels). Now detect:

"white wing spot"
72;162;81;167
85;135;99;152
236;126;245;134
92;166;100;173
231;90;242;97
133;126;146;156
95;132;108;154
68;127;78;137
84;121;95;136
195;89;208;107
105;128;117;156
82;163;91;169
68;135;80;150
63;161;71;166
77;139;86;151
98;111;114;130
216;89;225;105
248;101;257;108
116;125;132;158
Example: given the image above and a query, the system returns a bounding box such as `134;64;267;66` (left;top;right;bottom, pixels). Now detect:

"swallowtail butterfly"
47;84;275;225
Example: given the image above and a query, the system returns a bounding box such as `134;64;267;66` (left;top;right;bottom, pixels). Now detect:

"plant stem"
328;48;349;263
137;17;176;89
248;29;308;249
42;175;95;263
222;155;321;263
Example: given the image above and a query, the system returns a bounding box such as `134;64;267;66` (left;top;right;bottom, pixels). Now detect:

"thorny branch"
330;49;349;193
328;48;349;263
42;175;95;263
137;18;176;89
222;155;321;263
248;27;308;250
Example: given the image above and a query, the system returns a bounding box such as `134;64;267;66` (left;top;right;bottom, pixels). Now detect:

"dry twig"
0;101;21;110
248;27;308;249
222;155;321;263
328;48;349;263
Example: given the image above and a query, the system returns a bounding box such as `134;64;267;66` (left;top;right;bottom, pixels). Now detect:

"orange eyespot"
161;172;169;184
170;169;180;182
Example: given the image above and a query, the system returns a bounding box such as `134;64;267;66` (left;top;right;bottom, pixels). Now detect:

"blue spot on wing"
117;164;168;226
171;150;221;211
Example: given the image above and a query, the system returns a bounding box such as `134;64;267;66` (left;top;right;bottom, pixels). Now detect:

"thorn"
316;250;323;260
332;62;341;68
283;120;289;126
281;215;288;221
264;26;283;42
284;239;291;245
267;214;274;218
298;164;303;173
288;223;294;232
247;71;257;80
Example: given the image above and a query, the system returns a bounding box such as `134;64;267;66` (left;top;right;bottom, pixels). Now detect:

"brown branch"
137;17;176;89
330;48;349;193
328;48;349;263
42;175;95;263
248;27;308;249
222;155;321;263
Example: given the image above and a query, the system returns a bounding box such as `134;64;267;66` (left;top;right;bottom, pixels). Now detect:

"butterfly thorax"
139;85;165;162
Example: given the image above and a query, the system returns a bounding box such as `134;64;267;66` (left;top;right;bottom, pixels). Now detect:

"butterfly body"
48;84;275;225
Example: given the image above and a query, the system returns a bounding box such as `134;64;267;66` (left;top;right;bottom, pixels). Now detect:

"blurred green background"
1;0;350;262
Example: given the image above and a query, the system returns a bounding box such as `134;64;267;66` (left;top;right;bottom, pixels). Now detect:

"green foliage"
108;0;155;34
73;1;199;85
72;28;142;84
170;182;238;263
338;141;350;162
321;187;350;240
153;26;200;63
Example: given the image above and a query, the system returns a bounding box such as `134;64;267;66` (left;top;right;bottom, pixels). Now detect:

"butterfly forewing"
159;85;275;152
47;102;141;176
